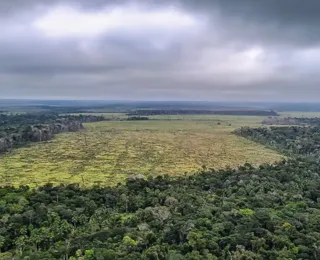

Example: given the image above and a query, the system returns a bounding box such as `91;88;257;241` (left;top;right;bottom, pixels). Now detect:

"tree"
0;235;5;253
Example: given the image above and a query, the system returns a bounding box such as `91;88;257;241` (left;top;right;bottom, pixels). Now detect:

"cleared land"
0;115;284;187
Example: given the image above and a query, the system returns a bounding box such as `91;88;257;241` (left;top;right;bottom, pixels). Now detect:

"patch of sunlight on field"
0;117;284;187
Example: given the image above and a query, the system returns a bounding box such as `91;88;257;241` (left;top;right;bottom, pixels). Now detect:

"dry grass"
0;116;284;187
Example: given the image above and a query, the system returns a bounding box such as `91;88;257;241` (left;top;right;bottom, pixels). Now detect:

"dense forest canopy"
0;159;320;259
235;125;320;157
0;114;105;128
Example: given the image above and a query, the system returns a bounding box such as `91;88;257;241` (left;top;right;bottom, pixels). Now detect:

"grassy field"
0;115;284;187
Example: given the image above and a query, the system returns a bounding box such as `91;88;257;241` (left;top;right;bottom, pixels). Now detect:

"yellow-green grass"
0;116;284;187
148;115;265;126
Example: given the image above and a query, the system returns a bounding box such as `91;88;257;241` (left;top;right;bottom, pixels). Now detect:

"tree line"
128;110;279;116
262;117;320;126
0;114;105;127
0;114;105;154
235;125;320;157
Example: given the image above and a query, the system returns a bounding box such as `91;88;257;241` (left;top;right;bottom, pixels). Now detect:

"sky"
1;0;320;101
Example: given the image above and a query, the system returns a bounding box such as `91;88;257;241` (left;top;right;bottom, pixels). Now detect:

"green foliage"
0;158;318;259
235;125;320;156
123;236;138;247
262;116;320;126
239;208;255;217
0;113;105;154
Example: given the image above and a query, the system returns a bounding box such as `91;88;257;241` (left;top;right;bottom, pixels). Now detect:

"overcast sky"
1;0;320;101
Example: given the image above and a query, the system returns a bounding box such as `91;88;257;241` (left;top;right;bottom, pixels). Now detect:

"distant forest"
262;117;320;126
0;100;291;114
2;100;320;112
128;110;278;116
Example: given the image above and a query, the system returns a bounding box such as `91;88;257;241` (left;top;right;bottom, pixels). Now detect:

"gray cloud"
1;0;320;101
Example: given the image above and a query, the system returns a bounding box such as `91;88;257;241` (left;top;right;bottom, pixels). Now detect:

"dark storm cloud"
0;35;181;75
169;0;320;48
1;0;320;101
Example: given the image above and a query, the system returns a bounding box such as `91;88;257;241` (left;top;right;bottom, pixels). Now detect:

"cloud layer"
1;0;320;101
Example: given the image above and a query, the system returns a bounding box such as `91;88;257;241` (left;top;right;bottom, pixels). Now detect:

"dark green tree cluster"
235;126;320;156
262;117;320;126
0;114;105;154
0;158;319;259
0;114;105;128
127;110;278;116
127;116;150;121
0;114;59;127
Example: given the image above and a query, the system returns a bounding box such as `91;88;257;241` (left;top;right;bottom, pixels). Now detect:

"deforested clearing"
0;116;284;187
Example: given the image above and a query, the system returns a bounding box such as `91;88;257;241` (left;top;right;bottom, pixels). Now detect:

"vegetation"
127;116;150;121
279;112;320;118
0;158;319;259
0;120;84;154
65;113;128;120
128;110;279;116
0;114;105;127
0;117;283;187
0;114;105;154
262;117;320;125
235;125;320;157
2;109;320;259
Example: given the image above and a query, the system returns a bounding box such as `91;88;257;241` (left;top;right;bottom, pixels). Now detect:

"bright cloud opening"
33;5;199;38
